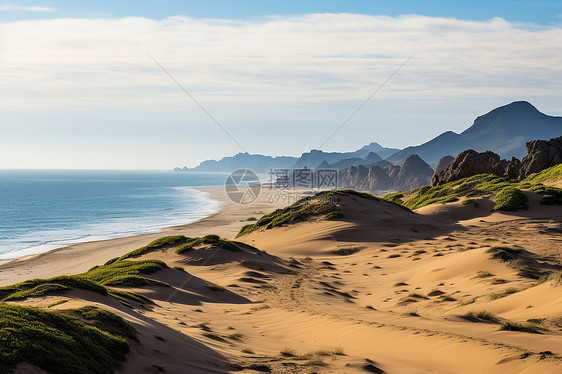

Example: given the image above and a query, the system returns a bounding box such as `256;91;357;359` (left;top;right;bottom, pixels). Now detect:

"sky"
1;1;562;169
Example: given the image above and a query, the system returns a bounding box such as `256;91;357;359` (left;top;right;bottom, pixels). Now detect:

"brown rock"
505;157;521;180
338;164;393;191
432;150;505;186
434;155;454;175
517;136;562;179
431;155;454;186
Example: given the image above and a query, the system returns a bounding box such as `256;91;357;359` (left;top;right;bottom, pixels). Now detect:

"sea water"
0;170;227;259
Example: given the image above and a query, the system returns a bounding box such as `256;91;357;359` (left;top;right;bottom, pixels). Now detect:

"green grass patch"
524;163;562;184
118;235;189;260
493;187;528;211
175;235;241;254
0;277;107;302
532;184;562;205
384;174;512;210
462;198;475;205
384;169;562;210
84;259;167;285
0;260;167;306
47;300;68;308
325;211;344;220
0;304;134;374
385;192;404;204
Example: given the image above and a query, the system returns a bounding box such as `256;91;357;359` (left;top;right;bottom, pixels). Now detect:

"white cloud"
0;3;55;12
0;13;561;168
0;14;560;109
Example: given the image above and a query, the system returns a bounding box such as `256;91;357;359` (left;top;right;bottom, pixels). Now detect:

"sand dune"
3;188;561;373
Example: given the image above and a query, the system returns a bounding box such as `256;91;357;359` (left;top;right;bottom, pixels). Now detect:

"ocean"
0;170;227;259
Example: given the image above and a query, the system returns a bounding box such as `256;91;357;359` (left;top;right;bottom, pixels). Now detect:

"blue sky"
1;1;562;169
2;1;562;24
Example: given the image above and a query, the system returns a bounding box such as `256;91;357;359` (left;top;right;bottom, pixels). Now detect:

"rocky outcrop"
505;157;521;180
386;164;401;180
366;165;394;190
338;164;393;191
339;165;369;189
434;155;454;175
337;154;432;192
517;136;562;179
393;155;434;191
432;150;505;186
431;136;562;185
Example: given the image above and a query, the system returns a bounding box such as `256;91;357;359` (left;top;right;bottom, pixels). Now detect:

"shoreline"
0;187;222;262
0;185;285;286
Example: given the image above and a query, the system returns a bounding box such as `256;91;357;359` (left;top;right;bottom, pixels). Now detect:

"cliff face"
338;154;432;192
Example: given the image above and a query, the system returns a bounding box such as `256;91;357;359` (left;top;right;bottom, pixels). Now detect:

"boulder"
517;136;562;179
432;150;505;186
504;157;521;180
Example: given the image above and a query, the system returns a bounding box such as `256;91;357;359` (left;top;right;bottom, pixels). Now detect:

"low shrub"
461;310;500;323
119;235;188;260
493;187;528;211
486;246;522;262
489;287;520;300
500;321;541;334
175;235;242;254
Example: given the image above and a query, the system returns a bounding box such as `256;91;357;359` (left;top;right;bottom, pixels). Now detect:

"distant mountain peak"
386;100;561;166
474;101;542;122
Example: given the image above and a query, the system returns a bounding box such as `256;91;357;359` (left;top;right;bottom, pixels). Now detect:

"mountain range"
175;101;561;173
175;142;399;173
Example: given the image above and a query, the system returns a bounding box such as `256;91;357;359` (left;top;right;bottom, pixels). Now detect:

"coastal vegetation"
492;187;528;211
174;235;241;254
0;259;168;306
118;234;242;258
118;235;189;260
383;164;562;210
0;304;134;374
